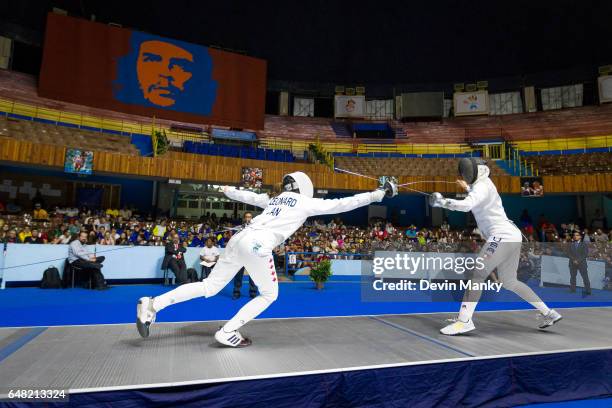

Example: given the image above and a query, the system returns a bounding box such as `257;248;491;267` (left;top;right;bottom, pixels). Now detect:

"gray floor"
0;307;610;394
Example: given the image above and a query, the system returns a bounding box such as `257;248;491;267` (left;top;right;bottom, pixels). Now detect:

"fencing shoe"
538;309;562;329
215;327;252;348
136;297;156;338
440;317;476;335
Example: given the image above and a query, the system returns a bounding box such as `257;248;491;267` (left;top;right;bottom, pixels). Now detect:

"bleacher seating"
0;116;140;155
522;151;612;175
183;140;295;162
0;69;211;134
260;115;337;140
334;156;507;177
2;69;612;152
396;105;612;144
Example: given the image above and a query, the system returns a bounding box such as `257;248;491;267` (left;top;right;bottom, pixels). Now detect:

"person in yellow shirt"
33;203;49;220
18;226;32;243
106;208;119;217
153;221;167;238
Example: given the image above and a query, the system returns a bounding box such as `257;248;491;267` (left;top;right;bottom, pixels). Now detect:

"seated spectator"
405;225;417;239
200;238;220;279
2;229;18;243
583;228;592;243
594;228;609;243
23;228;46;244
99;231;115;245
33;203;49;221
18;226;32;243
217;231;232;248
68;231;108;289
120;206;132;219
96;226;106;240
153;220;167;238
115;232;129;245
52;228;72;244
177;223;189;240
129;225;142;243
185;232;194;246
150;235;164;246
190;232;205;247
162;233;188;284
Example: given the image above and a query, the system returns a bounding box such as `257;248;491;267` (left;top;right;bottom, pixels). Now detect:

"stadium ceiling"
2;0;612;84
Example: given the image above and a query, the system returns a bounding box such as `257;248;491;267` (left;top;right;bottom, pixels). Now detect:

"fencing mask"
458;157;488;185
282;172;314;198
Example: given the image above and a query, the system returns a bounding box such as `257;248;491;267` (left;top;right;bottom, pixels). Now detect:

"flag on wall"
453;91;489;116
334;95;365;118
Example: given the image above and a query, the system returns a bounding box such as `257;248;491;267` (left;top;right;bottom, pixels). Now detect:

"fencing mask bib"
282;171;314;198
458;157;488;185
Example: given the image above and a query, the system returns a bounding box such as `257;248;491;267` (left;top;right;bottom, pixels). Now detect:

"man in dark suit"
162;233;188;284
568;231;591;296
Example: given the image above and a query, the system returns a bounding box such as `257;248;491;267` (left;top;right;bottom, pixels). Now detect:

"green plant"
309;259;332;284
153;129;169;156
308;142;334;169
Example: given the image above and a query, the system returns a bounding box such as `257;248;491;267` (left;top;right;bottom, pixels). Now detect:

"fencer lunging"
137;171;398;347
430;158;562;335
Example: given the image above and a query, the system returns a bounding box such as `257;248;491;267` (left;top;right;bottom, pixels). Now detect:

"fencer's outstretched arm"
223;186;270;209
437;183;486;212
306;190;385;216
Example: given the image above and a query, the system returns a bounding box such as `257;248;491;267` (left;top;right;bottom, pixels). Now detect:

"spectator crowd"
0;204;610;288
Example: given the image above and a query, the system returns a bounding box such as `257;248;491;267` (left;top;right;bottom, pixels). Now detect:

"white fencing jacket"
225;188;384;248
440;176;520;240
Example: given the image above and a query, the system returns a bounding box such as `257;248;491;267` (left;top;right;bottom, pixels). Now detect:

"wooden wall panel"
1;137;611;193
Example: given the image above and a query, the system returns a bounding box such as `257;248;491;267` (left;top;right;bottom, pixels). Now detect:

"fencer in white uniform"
430;158;562;335
137;172;397;347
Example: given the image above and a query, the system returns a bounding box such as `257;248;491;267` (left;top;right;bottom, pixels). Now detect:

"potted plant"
309;259;332;290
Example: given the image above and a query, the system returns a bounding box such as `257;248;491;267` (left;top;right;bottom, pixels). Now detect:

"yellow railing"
513;135;612;152
0;97;207;144
259;137;470;155
0;98;155;135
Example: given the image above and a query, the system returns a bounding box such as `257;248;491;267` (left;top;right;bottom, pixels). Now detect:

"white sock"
457;302;477;322
532;302;551;315
223;296;271;332
504;281;551;315
152;281;207;312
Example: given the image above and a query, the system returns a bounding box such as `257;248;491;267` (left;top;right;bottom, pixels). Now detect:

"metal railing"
0;97;208;148
260;137;470;155
506;144;537;177
513;135;612;152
